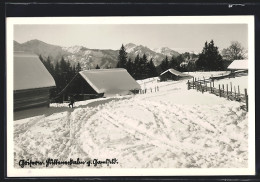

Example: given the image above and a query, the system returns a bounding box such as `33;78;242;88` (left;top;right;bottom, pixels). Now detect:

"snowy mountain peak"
153;47;180;57
125;43;136;48
62;45;87;54
125;43;137;52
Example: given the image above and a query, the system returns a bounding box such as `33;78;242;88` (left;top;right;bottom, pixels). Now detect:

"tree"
159;56;170;73
126;58;134;75
38;55;79;102
95;64;100;69
39;55;44;62
76;62;82;73
140;54;150;79
147;58;158;77
196;40;223;71
176;55;186;71
221;41;246;61
132;54;140;79
116;44;128;68
169;56;178;70
186;61;196;72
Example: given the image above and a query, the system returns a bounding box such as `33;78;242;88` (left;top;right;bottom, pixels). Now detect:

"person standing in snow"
68;95;75;108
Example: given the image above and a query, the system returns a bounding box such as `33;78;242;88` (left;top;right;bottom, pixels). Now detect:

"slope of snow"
14;72;248;169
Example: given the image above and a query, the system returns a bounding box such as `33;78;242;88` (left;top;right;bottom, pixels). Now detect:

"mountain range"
14;39;180;69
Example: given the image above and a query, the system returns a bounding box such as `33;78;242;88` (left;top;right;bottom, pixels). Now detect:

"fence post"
230;82;232;95
238;86;240;96
226;84;228;98
222;84;224;94
210;82;212;93
187;80;190;90
193;77;195;88
234;86;236;99
203;76;205;84
245;89;248;112
213;79;214;87
195;78;197;91
219;84;221;97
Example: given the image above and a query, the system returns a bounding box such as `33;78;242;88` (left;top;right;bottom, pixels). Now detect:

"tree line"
116;45;158;80
39;55;82;100
116;40;246;80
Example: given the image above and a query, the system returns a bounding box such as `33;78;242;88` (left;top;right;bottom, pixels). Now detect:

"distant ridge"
13;39;181;69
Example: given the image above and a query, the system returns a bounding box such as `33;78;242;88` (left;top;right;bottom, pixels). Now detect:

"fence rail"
187;77;248;112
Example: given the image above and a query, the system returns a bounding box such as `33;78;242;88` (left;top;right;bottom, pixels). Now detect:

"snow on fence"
187;77;248;112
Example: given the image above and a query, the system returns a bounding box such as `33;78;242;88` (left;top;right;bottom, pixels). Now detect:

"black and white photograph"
6;16;255;176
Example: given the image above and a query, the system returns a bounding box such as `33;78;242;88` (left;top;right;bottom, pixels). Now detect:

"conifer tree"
170;56;178;70
76;62;82;73
46;56;54;75
196;40;223;71
126;58;134;75
116;44;128;68
147;58;158;77
140;54;149;79
96;64;100;69
176;55;185;71
159;56;169;73
132;54;140;79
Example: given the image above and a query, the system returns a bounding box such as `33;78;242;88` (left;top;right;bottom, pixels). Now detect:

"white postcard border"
6;16;255;177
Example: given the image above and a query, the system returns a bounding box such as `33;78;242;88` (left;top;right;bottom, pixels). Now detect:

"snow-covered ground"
14;72;248;168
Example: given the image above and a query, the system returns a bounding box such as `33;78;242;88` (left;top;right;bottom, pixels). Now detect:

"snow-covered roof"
79;68;141;94
228;60;248;70
160;68;192;77
14;52;56;91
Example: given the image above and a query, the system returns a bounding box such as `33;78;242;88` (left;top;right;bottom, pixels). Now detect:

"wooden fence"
139;86;160;94
187;77;248;112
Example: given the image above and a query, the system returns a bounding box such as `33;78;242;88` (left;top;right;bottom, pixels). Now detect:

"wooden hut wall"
14;87;52;111
62;75;98;101
160;71;179;81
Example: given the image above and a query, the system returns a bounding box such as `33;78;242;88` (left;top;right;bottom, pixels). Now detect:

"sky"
14;24;248;53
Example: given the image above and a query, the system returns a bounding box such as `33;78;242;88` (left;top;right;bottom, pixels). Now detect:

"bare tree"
222;41;247;61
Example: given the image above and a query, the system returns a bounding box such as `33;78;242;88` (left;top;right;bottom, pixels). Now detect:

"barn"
58;68;141;101
14;52;56;111
159;68;193;81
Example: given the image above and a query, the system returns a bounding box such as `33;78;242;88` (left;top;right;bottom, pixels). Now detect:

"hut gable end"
14;52;56;111
60;68;141;100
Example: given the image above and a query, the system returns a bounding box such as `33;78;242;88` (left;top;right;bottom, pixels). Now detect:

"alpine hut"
59;68;141;101
227;59;248;71
14;52;56;111
159;68;193;81
227;59;248;77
